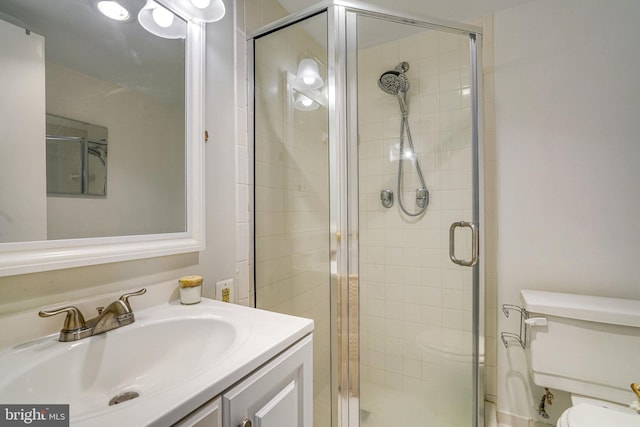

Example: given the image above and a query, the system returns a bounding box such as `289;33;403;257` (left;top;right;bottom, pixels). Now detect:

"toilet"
521;290;640;426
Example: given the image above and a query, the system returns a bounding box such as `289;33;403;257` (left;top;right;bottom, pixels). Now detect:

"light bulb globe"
152;6;174;28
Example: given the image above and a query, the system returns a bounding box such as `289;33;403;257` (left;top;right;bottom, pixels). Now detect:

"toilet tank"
521;290;640;405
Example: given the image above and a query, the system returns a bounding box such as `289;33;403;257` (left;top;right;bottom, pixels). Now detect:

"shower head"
378;62;410;95
378;71;410;95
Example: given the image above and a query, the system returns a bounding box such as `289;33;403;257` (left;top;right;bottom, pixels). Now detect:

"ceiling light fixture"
138;0;186;39
96;1;131;21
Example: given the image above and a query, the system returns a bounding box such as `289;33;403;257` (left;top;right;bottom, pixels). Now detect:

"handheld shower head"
378;61;411;95
377;71;410;95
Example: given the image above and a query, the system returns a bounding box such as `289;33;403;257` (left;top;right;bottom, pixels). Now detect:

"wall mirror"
0;0;205;276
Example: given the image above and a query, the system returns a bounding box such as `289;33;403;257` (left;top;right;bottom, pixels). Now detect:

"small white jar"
178;275;203;305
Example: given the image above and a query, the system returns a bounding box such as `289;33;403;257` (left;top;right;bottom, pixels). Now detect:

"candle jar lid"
178;275;203;288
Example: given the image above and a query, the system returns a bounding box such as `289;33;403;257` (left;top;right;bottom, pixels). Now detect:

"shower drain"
109;391;140;406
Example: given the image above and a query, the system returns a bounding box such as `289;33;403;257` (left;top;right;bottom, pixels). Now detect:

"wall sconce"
286;58;326;112
138;0;187;39
294;93;319;111
293;59;324;91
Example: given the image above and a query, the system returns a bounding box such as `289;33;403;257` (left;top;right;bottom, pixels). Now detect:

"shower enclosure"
251;2;482;426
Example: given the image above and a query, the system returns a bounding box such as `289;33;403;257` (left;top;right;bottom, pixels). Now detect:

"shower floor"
360;380;471;427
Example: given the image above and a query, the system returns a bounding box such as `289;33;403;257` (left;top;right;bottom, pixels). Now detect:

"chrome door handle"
449;221;478;267
238;419;252;427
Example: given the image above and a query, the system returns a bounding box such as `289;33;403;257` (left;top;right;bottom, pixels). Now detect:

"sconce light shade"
294;93;319;111
161;0;226;23
293;59;324;90
138;0;187;39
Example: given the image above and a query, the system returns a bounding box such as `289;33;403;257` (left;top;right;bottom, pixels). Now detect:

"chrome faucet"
39;289;147;342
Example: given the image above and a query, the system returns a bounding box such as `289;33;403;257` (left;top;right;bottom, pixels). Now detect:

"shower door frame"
249;2;484;426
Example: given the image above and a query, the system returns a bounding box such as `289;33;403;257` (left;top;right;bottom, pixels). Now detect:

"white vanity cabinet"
177;334;313;427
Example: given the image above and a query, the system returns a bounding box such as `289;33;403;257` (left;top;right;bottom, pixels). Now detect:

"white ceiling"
277;0;537;23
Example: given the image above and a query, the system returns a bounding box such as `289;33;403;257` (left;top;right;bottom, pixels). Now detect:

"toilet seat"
556;403;640;427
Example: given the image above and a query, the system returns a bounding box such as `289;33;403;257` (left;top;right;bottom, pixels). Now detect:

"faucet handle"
118;288;147;310
39;306;86;331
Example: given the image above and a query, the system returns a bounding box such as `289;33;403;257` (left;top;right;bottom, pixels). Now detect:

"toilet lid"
558;403;640;427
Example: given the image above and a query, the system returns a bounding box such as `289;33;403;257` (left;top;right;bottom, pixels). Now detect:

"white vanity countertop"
0;299;314;426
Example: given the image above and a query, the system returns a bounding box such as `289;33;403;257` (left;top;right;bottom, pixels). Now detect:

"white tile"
443;289;463;309
402;268;421;286
439;51;461;73
402;305;422;324
419;33;438;58
419;93;439;115
439;90;461;111
236;223;248;262
236;184;249;223
422;286;442;307
385;247;403;265
438;32;460;53
383;318;403;338
236;261;250;300
383;281;403;302
384;301;404;320
384;336;404;357
421;307;442;326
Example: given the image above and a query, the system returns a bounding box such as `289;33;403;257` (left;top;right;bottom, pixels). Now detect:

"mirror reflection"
46;114;109;198
0;0;186;243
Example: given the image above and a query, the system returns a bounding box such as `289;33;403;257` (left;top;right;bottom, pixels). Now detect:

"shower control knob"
238;419;252;427
380;189;394;208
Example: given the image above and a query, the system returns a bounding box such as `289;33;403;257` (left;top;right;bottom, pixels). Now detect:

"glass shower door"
253;12;332;427
352;14;479;427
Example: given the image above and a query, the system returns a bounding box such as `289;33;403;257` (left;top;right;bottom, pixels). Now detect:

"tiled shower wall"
357;27;475;409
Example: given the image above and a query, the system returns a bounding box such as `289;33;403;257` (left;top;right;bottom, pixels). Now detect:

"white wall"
0;20;47;243
0;0;238;315
45;62;185;239
493;0;640;424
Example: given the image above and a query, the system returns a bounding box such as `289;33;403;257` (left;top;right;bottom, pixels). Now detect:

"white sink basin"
0;299;313;426
1;316;237;416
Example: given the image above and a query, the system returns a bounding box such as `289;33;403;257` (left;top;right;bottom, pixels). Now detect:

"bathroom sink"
0;299;313;426
0;314;237;416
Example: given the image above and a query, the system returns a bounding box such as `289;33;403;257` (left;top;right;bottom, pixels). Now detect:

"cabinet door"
174;396;221;427
223;335;313;427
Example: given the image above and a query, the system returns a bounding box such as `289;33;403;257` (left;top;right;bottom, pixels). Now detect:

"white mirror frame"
0;20;206;277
